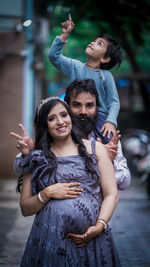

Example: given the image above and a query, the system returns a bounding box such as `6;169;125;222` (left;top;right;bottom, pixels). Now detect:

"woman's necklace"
52;147;62;157
51;144;78;157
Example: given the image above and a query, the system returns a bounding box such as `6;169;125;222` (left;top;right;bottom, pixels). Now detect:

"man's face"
70;92;97;135
70;92;96;118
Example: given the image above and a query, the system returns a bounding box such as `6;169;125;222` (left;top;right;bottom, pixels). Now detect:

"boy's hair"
99;34;123;70
64;79;100;107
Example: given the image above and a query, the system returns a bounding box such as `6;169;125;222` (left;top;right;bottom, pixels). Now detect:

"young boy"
48;14;122;141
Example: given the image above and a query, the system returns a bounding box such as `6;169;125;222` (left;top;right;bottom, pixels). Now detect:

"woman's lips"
56;126;67;132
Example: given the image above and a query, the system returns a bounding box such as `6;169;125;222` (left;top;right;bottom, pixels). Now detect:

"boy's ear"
100;57;111;64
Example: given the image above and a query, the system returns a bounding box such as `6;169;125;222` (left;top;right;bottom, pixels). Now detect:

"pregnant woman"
14;97;121;267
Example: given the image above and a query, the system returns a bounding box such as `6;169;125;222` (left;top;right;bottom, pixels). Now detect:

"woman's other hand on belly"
43;182;83;201
67;223;104;247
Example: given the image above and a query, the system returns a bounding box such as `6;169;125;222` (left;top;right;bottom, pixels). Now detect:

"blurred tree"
37;0;150;109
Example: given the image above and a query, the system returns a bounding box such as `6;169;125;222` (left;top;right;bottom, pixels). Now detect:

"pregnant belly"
46;194;100;234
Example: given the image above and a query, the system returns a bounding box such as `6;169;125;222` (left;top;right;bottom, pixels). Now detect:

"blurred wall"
0;32;25;178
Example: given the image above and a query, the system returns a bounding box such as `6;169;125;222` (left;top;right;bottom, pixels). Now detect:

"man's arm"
95;130;131;190
114;141;131;190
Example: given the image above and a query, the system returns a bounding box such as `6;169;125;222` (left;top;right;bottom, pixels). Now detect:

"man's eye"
87;104;94;108
73;103;80;107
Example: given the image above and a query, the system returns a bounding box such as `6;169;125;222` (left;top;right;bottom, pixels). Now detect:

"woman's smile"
56;125;67;132
47;103;72;139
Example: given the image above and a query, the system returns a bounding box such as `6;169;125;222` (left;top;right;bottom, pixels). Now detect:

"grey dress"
20;140;121;267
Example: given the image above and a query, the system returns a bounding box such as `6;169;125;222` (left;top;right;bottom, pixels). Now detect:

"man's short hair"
64;79;100;107
99;34;122;70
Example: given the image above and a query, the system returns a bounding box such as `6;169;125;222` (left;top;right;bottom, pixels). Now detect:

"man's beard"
73;114;97;136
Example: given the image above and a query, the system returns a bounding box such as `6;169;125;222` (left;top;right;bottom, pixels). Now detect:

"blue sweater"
48;36;120;127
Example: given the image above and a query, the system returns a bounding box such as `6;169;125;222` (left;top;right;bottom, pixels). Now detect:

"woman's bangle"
38;192;47;204
97;219;107;230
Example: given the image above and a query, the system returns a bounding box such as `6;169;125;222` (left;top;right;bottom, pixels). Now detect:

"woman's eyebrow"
47;114;55;118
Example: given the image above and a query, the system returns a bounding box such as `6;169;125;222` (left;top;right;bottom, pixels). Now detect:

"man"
64;79;130;189
11;79;130;190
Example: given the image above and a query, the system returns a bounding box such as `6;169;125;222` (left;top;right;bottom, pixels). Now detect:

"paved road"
112;178;150;267
0;177;150;267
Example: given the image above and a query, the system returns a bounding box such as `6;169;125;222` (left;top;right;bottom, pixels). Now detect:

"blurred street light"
23;20;32;27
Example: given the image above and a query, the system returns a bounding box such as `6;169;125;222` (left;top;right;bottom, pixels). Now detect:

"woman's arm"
20;174;44;216
96;142;119;223
20;174;83;217
10;123;34;175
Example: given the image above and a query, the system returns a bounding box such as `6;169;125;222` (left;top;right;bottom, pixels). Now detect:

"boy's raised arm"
60;13;75;41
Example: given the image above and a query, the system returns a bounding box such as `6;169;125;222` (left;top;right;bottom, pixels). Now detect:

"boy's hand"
100;122;116;138
60;13;75;41
10;123;35;156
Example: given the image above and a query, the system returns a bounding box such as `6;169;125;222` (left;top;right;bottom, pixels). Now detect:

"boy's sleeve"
48;36;73;78
114;141;131;190
104;71;120;127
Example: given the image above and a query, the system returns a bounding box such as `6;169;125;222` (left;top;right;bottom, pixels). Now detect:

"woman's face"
47;102;72;140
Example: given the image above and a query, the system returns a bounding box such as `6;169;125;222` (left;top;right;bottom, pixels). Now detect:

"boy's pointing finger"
68;13;72;21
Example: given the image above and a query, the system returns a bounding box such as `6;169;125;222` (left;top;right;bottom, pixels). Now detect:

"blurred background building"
0;0;150;178
0;0;49;177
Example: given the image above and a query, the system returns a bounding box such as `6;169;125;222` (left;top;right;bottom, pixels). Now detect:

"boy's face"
85;37;109;62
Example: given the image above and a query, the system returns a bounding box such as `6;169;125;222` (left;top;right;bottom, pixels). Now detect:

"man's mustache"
75;114;92;120
73;113;97;136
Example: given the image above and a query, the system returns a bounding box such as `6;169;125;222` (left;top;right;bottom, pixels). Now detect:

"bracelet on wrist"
38;192;47;204
97;219;107;230
60;33;68;41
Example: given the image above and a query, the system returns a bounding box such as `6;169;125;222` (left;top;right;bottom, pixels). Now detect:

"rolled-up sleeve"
114;141;131;190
